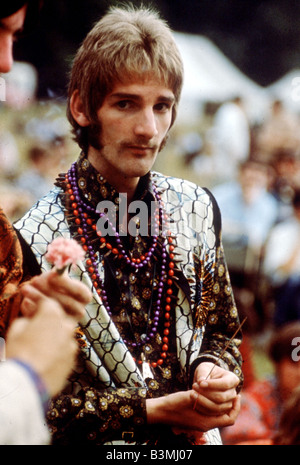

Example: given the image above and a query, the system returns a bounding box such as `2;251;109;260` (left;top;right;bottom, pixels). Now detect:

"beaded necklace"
63;163;176;374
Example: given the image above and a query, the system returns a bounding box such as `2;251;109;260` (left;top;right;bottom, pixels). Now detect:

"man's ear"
69;90;90;127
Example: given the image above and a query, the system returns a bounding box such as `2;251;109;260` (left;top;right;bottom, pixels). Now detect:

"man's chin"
126;155;157;176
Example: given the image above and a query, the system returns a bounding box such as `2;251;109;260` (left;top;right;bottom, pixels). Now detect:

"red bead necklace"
63;167;177;370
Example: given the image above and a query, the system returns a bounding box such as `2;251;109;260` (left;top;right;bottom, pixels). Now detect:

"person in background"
255;99;300;165
213;159;278;261
208;96;250;184
273;385;300;446
263;188;300;327
15;143;58;203
1;291;83;445
221;321;300;445
0;0;92;445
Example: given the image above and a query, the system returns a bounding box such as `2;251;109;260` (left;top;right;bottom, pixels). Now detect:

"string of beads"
64;163;176;367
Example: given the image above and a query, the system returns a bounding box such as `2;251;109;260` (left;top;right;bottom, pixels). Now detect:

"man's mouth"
126;144;156;153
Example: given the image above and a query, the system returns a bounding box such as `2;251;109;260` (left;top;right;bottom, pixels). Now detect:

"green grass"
252;345;274;380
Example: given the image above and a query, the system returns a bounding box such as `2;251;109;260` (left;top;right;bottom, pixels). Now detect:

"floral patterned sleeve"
47;386;148;444
189;190;244;389
191;241;244;389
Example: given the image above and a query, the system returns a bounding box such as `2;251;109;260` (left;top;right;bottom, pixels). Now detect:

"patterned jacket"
14;170;243;445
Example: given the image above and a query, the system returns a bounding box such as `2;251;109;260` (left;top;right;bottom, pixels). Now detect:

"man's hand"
191;362;240;416
147;388;240;433
146;362;241;433
6;295;80;397
20;269;92;319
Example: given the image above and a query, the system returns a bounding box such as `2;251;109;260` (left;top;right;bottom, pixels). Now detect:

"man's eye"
155;102;171;112
117;100;131;109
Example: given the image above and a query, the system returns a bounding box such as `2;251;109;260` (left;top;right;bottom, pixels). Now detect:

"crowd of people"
0;101;75;221
180;93;300;323
179;76;300;445
0;0;299;447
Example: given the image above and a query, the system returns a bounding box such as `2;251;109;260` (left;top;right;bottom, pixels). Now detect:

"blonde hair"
67;4;184;150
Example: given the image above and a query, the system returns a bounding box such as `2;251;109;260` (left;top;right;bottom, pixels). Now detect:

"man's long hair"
67;4;184;152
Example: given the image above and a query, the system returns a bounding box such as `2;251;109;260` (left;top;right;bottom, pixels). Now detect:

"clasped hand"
191;362;240;424
147;361;240;433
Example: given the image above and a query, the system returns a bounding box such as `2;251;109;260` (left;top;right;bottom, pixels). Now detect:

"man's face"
0;5;27;73
87;76;175;191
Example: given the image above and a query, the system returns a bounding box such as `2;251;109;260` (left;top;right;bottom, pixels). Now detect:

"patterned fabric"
0;207;23;337
14;153;243;445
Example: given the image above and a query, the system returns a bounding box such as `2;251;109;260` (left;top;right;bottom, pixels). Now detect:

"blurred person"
221;321;300;445
1;292;82;445
263;189;300;327
14;5;243;445
213;159;278;268
0;0;91;329
208;96;250;183
271;148;298;204
16;143;58;203
17;135;71;205
0;128;20;181
213;159;279;331
273;385;300;445
0;4;27;73
0;1;42;74
255;99;300;163
0;0;92;445
0;2;31;182
0;183;32;221
24;116;72;176
269;148;298;222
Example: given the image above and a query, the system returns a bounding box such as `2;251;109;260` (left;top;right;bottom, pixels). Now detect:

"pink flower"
45;237;85;273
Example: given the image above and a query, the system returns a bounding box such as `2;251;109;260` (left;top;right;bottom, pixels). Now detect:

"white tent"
173;32;268;123
267;68;300;114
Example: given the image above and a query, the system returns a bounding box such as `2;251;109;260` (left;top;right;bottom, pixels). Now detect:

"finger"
29;271;84;301
28;273;91;318
193;382;238;405
43;292;87;319
47;272;92;304
190;390;235;415
21;283;45;301
202;395;241;429
220;395;241;426
196;373;240;392
20;284;50;317
20;297;37;317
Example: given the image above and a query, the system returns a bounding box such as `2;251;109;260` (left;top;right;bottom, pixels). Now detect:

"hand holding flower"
20;238;91;319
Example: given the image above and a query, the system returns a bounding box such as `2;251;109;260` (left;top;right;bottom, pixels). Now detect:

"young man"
0;1;91;445
15;5;243;445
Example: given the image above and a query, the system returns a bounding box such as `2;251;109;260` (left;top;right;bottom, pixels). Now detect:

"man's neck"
87;147;140;204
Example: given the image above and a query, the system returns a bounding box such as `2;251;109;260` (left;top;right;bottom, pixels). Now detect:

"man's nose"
0;37;13;73
134;109;158;139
